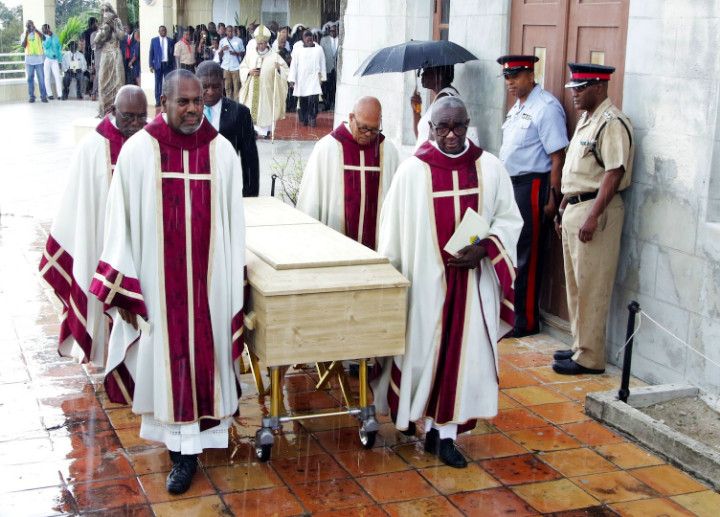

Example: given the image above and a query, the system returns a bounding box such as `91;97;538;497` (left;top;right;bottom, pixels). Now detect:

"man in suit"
149;25;175;107
320;23;339;111
196;60;260;197
120;23;134;84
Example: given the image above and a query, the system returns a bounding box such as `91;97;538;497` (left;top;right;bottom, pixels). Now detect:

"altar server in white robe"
90;71;246;495
297;96;399;250
238;24;289;137
288;29;326;127
372;97;522;468
39;85;147;366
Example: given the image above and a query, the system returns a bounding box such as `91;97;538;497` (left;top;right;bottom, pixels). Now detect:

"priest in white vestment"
297;96;399;250
90;71;246;494
40;85;148;366
372;97;522;468
288;30;326;127
238;24;289;137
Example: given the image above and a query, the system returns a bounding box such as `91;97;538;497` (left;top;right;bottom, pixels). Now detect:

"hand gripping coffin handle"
244;311;256;331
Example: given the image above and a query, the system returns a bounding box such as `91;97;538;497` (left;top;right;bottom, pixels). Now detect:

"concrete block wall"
608;0;720;395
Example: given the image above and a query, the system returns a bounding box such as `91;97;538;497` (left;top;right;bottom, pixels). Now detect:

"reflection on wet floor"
1;215;718;516
1;100;719;515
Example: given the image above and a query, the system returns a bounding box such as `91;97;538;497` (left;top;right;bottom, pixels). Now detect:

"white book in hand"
443;208;490;256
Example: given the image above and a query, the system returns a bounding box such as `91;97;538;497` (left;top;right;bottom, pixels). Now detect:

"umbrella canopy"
354;40;478;76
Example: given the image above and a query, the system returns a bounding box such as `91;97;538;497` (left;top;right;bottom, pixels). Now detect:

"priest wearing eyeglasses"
40;85;148;366
297;96;399;251
371;97;522;468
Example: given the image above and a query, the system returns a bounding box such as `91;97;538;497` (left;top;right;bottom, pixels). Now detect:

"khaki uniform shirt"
562;97;634;195
174;40;195;66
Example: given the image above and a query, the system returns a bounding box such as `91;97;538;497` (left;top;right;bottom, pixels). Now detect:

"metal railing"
0;52;26;81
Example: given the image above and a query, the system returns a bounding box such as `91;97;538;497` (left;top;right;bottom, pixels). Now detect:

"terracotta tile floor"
1;122;719;513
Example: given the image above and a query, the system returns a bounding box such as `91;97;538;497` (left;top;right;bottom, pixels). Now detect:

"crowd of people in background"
24;15;341;122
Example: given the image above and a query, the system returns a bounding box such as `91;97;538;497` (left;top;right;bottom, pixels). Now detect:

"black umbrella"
354;40;478;76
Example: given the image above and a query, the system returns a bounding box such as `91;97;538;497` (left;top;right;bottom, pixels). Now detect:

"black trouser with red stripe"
511;172;550;335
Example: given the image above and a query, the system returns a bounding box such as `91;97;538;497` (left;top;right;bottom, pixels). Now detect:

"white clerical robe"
296;122;400;249
39;116;127;366
288;44;326;97
239;46;289;130
91;115;246;454
372;141;522;432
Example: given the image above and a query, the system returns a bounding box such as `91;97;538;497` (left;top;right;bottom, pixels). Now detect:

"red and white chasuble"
372;141;522;433
90;115;246;453
39;116;127;365
296;122;399;250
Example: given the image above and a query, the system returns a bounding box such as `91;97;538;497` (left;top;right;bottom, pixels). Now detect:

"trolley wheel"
359;428;377;449
256;443;272;462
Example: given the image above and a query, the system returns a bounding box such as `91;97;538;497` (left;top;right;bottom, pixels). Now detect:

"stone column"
139;0;177;109
22;0;55;28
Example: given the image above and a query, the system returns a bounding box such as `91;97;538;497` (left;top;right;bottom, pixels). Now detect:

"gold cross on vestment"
40;248;71;284
92;268;142;305
432;169;482;227
342;151;381;242
158;149;215;420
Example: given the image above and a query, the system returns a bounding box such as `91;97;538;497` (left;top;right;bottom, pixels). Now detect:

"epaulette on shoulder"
537;91;554;105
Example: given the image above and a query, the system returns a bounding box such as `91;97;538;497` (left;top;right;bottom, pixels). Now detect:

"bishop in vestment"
372;97;522;467
297;96;399;250
89;71;246;494
40;85;147;366
238;24;289;137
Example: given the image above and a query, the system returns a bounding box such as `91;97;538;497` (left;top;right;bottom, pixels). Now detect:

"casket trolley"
243;198;410;461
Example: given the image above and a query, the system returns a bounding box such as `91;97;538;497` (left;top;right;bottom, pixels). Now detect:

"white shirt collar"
430;139;470;157
208;100;222;130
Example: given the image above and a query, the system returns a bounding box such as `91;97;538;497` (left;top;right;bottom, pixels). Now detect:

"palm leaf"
58;16;84;50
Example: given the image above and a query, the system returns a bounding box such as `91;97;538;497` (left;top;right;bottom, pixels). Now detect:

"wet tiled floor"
1;100;719;515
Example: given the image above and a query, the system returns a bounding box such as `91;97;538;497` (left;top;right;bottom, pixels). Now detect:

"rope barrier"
615;309;720;372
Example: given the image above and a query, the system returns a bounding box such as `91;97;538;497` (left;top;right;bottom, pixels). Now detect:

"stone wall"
608;0;720;394
447;0;510;155
336;0;510;155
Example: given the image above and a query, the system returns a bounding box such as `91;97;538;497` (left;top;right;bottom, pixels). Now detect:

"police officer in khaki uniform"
552;63;633;375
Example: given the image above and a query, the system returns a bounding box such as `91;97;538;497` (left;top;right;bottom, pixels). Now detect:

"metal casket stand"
242;198;409;462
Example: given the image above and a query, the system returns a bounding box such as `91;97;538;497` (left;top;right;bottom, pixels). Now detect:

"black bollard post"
271;174;277;197
618;301;641;403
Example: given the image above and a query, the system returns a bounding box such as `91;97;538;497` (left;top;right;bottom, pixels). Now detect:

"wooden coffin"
244;197;410;367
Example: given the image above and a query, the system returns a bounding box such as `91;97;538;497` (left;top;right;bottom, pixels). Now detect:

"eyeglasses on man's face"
431;122;467;137
115;110;148;123
356;124;382;134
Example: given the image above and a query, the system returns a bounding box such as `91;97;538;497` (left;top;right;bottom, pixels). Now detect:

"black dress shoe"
507;327;540;339
309;119;317;127
166;452;198;494
391;412;416;436
48;95;54;100
553;349;574;361
552;358;604;375
424;428;439;453
437;438;468;468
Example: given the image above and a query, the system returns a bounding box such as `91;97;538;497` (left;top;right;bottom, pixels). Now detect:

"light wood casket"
244;197;410;367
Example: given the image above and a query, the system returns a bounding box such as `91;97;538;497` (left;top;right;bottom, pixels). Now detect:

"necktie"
204;106;212;123
126;36;131;58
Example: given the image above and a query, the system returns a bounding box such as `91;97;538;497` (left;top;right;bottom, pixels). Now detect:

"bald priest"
297;96;399;250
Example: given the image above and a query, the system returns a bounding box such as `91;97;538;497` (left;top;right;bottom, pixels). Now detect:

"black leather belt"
566;191;598;204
